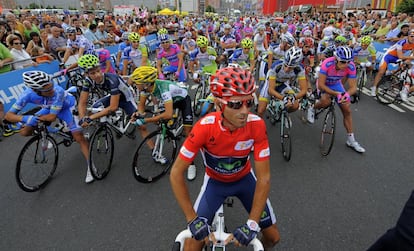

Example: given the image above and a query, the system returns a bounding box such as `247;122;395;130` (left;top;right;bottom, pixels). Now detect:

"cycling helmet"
130;66;158;84
23;71;51;89
78;54;100;71
223;24;231;29
158;28;168;35
280;23;288;30
281;33;296;46
303;30;312;37
335;35;347;45
345;26;352;32
303;38;314;47
240;38;253;49
334;46;353;61
97;49;110;63
332;28;341;35
210;67;255;98
284;47;303;67
360;36;372;45
65;27;76;34
196;36;209;47
257;25;265;31
184;31;192;38
121;32;130;40
128;32;140;42
159;34;170;42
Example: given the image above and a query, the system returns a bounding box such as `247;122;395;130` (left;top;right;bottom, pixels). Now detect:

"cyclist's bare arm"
137;94;147;114
145;100;173;123
122;59;129;76
4;112;22;123
397;48;414;60
250;159;271;223
268;79;284;100
89;94;121;120
296;78;308;99
170;156;198;222
346;78;357;96
78;91;90;118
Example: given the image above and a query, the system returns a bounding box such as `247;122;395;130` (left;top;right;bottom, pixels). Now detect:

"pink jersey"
157;44;181;67
319;57;356;85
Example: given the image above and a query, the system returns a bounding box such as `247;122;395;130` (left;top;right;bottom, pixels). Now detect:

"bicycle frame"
87;107;134;136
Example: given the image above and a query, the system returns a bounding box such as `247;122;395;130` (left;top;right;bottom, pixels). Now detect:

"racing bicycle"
87;106;137;180
132;107;184;183
193;71;212;117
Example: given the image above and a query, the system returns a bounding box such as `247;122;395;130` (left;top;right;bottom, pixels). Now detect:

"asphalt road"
1;85;414;251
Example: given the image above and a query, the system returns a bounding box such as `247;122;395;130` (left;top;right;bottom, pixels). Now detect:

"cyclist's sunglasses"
339;60;351;64
34;84;53;94
221;99;255;109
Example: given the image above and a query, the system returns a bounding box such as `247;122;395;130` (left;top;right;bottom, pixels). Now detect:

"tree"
28;3;40;9
157;4;162;12
205;5;216;13
396;0;414;14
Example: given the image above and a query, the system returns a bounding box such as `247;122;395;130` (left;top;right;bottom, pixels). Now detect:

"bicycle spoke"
320;109;336;156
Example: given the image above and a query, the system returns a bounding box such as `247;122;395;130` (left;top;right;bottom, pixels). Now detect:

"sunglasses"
409;35;414;38
222;99;255;109
161;41;170;44
35;85;53;93
13;42;22;45
339;60;351;64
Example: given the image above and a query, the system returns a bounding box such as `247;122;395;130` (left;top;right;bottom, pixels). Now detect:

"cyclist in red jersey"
170;67;280;250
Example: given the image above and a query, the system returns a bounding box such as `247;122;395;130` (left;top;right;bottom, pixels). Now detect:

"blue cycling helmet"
334;46;353;61
159;34;170;42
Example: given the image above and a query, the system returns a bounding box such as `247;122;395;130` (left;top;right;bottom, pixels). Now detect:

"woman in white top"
7;34;37;70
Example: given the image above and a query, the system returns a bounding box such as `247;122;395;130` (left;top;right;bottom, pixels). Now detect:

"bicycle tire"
132;129;177;183
16;135;58;192
280;112;292;161
320;107;336;156
89;125;114;180
376;75;400;105
356;70;366;102
193;83;205;117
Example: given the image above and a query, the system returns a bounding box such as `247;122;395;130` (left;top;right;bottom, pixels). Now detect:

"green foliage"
396;0;414;14
157;5;162;12
28;3;40;9
205;5;216;13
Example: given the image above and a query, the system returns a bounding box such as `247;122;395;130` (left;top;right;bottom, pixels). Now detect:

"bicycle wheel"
356;70;366;102
89;125;114;180
280;112;292;161
132;129;177;183
376;75;400;104
320;107;336;156
16;135;58;192
193;83;205;117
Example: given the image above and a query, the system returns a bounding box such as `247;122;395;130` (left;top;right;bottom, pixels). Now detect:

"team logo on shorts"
234;139;254;150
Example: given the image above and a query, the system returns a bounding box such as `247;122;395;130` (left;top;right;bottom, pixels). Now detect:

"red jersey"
178;112;270;182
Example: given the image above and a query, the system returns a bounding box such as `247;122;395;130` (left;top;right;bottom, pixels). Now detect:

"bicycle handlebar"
172;229;264;251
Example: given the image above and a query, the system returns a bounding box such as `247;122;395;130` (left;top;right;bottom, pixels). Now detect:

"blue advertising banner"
0;60;67;112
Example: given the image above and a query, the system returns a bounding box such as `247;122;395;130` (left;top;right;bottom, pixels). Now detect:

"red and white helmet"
210;67;255;98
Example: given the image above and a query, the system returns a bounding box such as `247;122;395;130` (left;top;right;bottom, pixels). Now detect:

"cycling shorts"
259;81;293;102
162;65;187;82
173;95;193;126
379;54;399;71
194;171;277;229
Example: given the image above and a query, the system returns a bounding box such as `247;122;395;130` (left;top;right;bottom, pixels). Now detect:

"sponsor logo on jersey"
259;147;270;158
247;114;261;122
180;146;195;159
234;139;254;150
200;115;215;125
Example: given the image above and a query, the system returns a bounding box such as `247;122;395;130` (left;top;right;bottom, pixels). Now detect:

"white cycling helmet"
23;71;51;89
281;33;296;46
284;47;303;67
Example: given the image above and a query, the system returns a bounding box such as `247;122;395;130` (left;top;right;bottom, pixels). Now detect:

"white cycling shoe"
346;140;366;153
85;166;94;184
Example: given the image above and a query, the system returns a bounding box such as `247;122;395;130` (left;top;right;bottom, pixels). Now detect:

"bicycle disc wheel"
132;129;177;183
16;135;58;192
193;84;205;117
320;108;336;156
89;125;114;180
280;113;292;161
376;75;400;104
